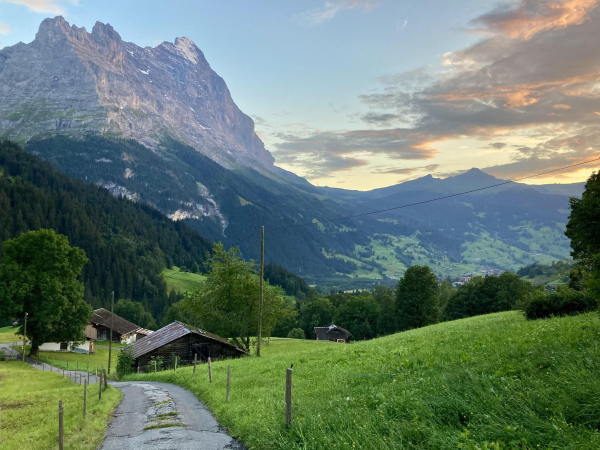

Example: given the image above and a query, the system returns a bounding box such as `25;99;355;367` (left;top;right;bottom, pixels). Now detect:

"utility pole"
22;312;28;362
108;292;114;375
257;226;264;357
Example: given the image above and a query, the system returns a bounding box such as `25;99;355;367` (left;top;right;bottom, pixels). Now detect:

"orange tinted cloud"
470;0;598;40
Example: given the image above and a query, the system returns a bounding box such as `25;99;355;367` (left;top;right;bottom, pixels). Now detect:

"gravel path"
101;381;245;450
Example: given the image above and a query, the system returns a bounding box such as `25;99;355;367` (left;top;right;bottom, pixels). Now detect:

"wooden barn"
130;321;246;369
91;308;152;344
314;324;352;343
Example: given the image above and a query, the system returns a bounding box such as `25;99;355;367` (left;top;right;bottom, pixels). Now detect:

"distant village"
452;267;505;287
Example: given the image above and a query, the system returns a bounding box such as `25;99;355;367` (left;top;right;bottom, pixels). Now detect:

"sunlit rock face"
0;16;274;169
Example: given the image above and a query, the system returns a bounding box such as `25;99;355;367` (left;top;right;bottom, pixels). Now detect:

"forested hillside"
0;141;213;321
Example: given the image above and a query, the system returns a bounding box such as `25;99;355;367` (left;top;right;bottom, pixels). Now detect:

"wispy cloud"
0;22;11;35
0;0;77;14
468;0;597;40
275;0;600;180
295;0;379;26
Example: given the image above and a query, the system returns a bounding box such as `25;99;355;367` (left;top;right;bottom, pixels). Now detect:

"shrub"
116;347;135;378
524;286;596;320
287;328;305;339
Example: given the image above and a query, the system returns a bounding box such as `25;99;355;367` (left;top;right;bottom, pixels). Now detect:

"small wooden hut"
314;324;352;343
130;321;246;370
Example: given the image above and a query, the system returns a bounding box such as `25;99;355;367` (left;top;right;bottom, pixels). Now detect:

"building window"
98;331;107;341
60;342;69;350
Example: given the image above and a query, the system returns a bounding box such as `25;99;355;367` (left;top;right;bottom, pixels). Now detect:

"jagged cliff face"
0;17;274;168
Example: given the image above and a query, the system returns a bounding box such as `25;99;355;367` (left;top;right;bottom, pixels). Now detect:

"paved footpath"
0;343;245;449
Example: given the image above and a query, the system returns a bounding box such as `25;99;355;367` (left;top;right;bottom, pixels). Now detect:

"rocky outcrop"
0;17;274;168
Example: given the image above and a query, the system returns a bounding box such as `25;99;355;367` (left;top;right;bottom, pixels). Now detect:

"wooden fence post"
154;361;157;374
174;356;177;372
285;368;292;425
98;370;102;400
87;369;90;385
103;368;108;390
193;354;197;375
208;357;212;383
83;380;87;418
58;400;64;450
226;365;231;402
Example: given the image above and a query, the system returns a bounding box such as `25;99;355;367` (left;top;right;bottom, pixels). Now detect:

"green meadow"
18;345;118;377
0;362;121;449
162;266;207;293
125;311;600;449
0;325;20;344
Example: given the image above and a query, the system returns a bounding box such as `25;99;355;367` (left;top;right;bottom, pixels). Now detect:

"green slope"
162;266;206;293
125;311;600;449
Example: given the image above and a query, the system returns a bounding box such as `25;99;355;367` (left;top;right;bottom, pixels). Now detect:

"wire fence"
0;356;108;447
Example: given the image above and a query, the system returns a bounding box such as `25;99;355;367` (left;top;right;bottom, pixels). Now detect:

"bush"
116;347;135;378
524;286;596;320
287;328;305;339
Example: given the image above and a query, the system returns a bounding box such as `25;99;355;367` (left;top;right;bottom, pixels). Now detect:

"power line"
232;157;600;246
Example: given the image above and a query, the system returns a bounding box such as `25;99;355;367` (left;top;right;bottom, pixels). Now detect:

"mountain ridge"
0;16;274;170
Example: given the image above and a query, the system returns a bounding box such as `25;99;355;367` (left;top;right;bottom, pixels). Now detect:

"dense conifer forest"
0;141;213;321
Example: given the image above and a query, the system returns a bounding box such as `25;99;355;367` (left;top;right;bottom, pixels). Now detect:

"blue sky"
1;0;599;189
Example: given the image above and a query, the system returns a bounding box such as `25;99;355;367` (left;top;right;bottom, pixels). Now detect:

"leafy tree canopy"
181;243;293;351
396;265;439;331
565;171;600;301
333;295;380;340
114;298;158;330
0;229;91;356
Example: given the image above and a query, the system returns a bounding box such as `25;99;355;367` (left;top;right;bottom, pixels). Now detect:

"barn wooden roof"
130;321;246;359
314;324;352;340
91;309;141;336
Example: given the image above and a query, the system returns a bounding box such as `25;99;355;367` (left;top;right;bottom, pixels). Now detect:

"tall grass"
0;362;121;449
125;311;600;449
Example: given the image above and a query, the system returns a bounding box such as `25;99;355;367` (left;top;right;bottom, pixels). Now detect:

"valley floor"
124;311;600;449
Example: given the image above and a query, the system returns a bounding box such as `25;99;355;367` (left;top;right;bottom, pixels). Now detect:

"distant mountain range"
0;18;580;291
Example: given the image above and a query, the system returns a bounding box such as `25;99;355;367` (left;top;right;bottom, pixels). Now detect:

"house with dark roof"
129;321;246;370
314;324;352;343
91;308;152;344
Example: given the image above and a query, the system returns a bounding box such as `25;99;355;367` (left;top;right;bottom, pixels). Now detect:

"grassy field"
125;311;600;449
161;266;206;293
0;362;121;449
0;325;20;344
19;345;118;376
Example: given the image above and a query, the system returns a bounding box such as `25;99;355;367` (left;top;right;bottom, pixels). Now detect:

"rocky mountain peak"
0;17;275;169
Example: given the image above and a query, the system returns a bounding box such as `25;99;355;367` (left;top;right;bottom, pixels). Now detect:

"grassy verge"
18;345;118;376
124;311;600;449
0;326;20;344
0;361;121;449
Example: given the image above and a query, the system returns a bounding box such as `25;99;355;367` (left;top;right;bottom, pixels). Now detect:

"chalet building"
39;324;98;354
129;321;246;369
91;308;153;344
314;324;352;343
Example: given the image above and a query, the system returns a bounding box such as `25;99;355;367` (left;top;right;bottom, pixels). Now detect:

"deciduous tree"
396;265;439;331
565;171;600;302
181;243;292;351
0;229;91;356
